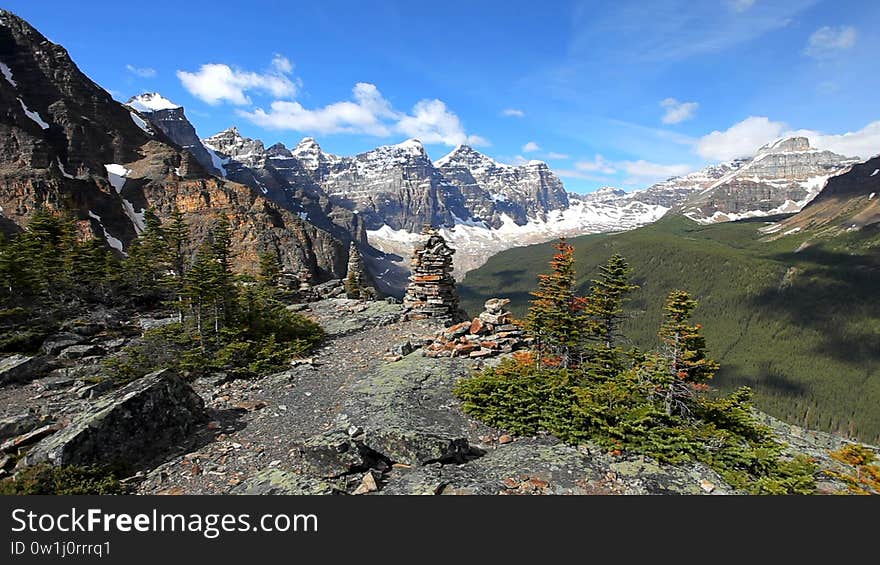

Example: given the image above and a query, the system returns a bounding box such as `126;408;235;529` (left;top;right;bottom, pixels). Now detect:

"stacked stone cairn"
402;227;465;324
345;242;373;299
423;298;529;359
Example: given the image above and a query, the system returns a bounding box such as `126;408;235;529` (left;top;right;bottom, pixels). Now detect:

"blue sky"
6;0;879;192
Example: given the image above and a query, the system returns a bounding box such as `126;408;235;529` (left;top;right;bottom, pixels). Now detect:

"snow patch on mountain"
88;210;123;252
18;98;49;129
104;164;129;192
127;92;180;112
129;111;152;134
0;62;16;86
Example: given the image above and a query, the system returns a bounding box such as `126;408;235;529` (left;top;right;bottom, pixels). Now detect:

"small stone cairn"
423;298;529;359
402;227;464;324
345;242;375;299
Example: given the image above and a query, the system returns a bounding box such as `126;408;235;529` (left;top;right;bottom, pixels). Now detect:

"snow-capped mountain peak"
126;92;180;113
435;144;509;171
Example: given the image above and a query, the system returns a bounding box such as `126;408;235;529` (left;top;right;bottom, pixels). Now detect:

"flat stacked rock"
402;228;464;324
423;298;530;359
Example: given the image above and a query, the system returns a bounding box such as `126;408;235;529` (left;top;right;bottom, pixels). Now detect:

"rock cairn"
423;298;529;358
402;228;464;324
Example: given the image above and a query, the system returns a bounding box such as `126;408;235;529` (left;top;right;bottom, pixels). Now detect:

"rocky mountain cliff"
0;11;352;281
434;144;569;228
125;93;222;177
680;137;858;223
762;154;880;238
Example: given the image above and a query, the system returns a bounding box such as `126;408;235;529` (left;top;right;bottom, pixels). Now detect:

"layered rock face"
681;137;858;222
435;145;569;228
126;93;221;177
0;11;349;281
200;127;370;252
304;139;471;232
21;369;205;469
763;154;880;237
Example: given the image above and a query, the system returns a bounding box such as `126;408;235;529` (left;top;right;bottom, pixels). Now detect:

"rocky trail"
1;296;873;496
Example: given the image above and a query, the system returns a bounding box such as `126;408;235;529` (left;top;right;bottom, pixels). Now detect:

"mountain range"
0;9;870;299
126;91;861;293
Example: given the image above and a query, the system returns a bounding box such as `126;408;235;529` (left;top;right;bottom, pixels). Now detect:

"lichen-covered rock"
0;355;48;385
232;469;341;495
20;369;205;469
0;411;43;442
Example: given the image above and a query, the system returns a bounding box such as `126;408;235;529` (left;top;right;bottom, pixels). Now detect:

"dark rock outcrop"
0;354;47;385
20;368;206;469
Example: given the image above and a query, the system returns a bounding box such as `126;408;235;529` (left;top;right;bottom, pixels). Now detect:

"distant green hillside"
459;215;880;443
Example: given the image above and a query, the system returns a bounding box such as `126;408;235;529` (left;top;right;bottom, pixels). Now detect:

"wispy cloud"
126;64;156;78
568;0;817;63
501;108;525;117
574;154;617;174
660;97;699;124
544;152;570;160
239;82;487;147
804;25;858;59
727;0;756;13
522;141;541;152
557;153;691;186
618;160;692;185
177;55;299;105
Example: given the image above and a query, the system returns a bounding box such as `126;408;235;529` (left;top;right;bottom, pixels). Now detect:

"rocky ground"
1;297;875;495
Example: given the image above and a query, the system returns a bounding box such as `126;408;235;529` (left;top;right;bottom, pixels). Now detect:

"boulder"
0;355;48;385
20;369;206;470
232;469;341;495
483;298;510;314
296;430;377;478
0;412;42;442
40;332;87;356
0;424;61;453
57;344;105;360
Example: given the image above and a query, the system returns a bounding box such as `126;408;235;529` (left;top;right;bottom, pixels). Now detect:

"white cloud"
696;116;787;160
397;99;488;146
522;141;541;153
697;115;880;161
501;108;525;117
794;122;880;159
240;82;395;136
804;25;858;59
544;152;570;160
728;0;756;13
126;64;156;78
660;97;699;124
618;160;692;185
240;82;487;147
177;57;299;105
575;154;617;174
270;54;293;74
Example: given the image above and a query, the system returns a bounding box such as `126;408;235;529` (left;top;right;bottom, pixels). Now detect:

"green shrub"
0;464;127;495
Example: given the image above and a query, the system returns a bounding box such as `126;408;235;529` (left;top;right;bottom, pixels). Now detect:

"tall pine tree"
524;238;587;368
584;254;639;379
657;290;718;417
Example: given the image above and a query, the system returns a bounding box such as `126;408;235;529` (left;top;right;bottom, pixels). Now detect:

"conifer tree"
164;208;190;321
657;290;718;417
524;238;587;368
122;208;170;303
183;216;235;338
584;254;639;379
258;251;282;290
